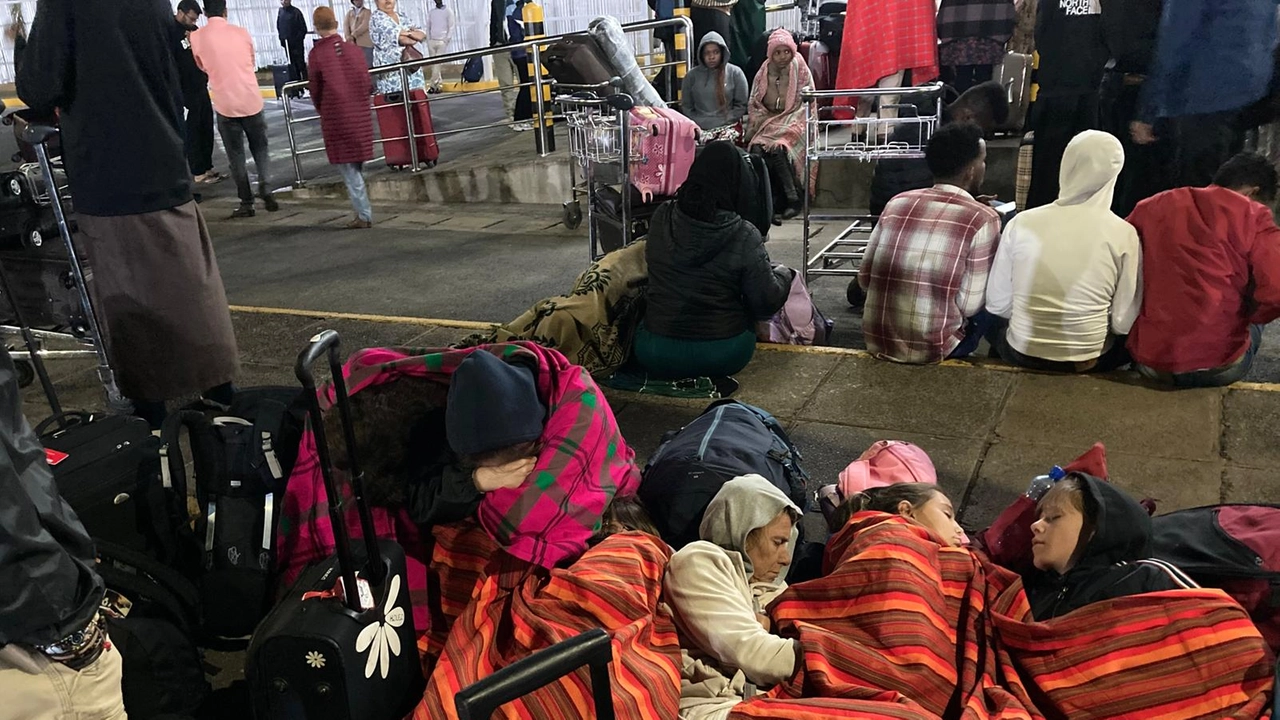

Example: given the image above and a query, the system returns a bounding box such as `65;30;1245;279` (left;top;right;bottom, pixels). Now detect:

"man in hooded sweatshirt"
987;130;1141;373
1126;153;1280;388
1024;472;1194;620
664;474;802;720
682;32;749;133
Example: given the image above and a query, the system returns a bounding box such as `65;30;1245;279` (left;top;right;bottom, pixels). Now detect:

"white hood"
1056;130;1124;209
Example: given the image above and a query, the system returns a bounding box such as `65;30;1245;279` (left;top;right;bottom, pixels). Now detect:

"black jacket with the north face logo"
1035;0;1110;97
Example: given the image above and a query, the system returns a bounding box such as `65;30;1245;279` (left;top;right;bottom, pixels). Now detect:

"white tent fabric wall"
0;0;797;85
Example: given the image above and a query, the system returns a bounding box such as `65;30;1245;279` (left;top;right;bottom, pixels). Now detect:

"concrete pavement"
19;194;1280;537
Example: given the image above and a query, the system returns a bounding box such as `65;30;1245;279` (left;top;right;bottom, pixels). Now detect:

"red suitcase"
375;89;440;168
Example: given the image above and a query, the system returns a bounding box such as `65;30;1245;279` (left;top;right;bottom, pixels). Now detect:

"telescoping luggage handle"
295;330;385;613
454;628;616;720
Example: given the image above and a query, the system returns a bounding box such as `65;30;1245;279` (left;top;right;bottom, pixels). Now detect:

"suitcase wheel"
563;201;583;230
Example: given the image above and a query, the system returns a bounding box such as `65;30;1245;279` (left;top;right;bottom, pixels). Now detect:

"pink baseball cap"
837;440;937;500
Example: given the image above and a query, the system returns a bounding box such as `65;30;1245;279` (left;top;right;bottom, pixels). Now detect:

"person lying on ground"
869;80;1010;217
825;482;967;548
1024;472;1194;620
591;494;663;544
817;439;938;523
638;141;793;380
746;28;814;221
859;122;1003;363
987;130;1141;374
663;474;802;720
683;31;749;138
1126;152;1280;388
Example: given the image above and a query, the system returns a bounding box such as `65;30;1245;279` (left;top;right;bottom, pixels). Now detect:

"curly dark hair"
323;377;449;508
925;121;985;180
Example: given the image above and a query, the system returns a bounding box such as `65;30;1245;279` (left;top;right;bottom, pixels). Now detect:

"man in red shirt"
1126;153;1280;387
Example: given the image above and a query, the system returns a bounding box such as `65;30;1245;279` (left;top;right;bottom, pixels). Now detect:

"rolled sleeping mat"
587;15;667;108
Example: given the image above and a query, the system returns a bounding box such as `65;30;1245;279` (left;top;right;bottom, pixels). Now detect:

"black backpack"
639;400;810;550
159;387;308;645
95;539;211;720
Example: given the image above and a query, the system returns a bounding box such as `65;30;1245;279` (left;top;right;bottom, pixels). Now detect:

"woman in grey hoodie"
682;31;749;134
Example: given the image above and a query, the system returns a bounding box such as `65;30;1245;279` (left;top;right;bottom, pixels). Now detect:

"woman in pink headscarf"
746;28;813;221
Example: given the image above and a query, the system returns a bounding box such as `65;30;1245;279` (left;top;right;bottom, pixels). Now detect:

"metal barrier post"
282;87;305;187
523;0;555;153
673;0;689;103
401;67;421;169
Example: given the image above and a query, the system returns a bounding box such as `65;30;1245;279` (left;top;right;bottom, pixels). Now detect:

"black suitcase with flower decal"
246;330;425;720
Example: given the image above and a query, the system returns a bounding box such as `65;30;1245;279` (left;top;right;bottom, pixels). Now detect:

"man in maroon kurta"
308;6;376;228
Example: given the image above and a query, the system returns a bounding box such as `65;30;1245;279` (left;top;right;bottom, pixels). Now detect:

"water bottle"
1024;465;1066;501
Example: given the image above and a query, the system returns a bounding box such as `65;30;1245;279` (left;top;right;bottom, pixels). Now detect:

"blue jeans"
1136;325;1265;388
337;162;372;222
948;310;1003;360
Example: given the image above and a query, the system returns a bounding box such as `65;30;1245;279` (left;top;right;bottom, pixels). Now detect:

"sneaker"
195;171;224;184
261;194;279;212
346;218;372;229
230;204;255;218
511;122;533;133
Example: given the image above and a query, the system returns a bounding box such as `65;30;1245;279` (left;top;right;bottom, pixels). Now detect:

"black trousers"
184;93;215;177
1171;111;1244;189
941;64;994;95
285;39;307;83
690;7;732;64
1027;92;1099;209
1098;72;1174;217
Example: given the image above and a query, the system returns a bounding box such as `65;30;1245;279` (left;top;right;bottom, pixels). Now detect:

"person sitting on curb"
663;475;802;720
859;122;1003;364
1126;153;1280;387
1023;473;1194;620
682;31;749;140
987;130;1141;374
639;141;793;380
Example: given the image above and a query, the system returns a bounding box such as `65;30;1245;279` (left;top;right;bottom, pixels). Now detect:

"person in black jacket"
1099;0;1170;216
1024;473;1191;620
171;0;223;185
18;0;239;428
0;349;126;718
278;0;309;84
638;141;794;379
489;0;520;123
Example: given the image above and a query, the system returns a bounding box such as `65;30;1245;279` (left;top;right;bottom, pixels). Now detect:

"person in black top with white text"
171;0;223;185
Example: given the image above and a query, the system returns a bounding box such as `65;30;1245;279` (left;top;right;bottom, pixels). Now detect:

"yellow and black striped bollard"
522;0;555;153
673;0;689;104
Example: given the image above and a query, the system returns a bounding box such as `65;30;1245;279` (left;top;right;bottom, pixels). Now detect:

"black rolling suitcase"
543;34;614;88
246;330;425;720
454;629;617;720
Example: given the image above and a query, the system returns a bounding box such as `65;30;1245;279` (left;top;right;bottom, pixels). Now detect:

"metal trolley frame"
0;125;129;415
558;91;651;261
800;83;945;283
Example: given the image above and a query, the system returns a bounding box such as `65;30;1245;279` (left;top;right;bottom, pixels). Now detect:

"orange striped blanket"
414;531;683;719
733;513;1274;720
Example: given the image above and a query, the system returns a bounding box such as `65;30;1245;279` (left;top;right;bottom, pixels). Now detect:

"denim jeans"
337;162;372;222
216;111;271;207
1136;325;1265;388
948;310;1004;360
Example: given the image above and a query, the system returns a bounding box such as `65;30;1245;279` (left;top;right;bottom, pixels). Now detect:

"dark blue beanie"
446;351;546;456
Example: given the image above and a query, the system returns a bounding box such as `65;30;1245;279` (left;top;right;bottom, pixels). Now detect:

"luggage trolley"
800;83;945;284
0;123;130;415
558;91;649;260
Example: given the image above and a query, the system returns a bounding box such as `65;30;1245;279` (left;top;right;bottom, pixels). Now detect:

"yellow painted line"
229;305;1280;393
228;304;493;330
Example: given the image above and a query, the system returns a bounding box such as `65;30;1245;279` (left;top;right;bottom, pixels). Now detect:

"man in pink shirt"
191;0;279;218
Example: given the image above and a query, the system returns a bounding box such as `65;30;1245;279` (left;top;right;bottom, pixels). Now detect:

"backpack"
1151;504;1280;652
757;271;834;346
158;387;308;645
639;400;810;550
95;540;211;720
462;56;484;84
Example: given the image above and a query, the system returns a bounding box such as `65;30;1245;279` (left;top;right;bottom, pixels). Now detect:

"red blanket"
734;513;1274;720
415;532;683;719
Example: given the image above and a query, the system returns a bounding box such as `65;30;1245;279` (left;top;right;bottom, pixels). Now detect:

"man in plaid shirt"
859;123;1002;363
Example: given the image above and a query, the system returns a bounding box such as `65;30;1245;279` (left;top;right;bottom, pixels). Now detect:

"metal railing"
280;16;693;187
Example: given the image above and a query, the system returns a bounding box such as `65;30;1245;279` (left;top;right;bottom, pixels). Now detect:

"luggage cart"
0;123;130;415
558;91;649;260
800;83;944;284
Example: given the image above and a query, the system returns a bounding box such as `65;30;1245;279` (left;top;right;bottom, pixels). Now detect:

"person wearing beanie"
445;350;547;493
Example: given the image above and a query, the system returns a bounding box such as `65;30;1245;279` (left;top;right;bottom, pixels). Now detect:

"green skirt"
634;325;758;379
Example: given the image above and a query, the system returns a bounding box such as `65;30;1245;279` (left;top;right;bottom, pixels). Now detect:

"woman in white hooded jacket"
663;474;802;720
986;130;1143;373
